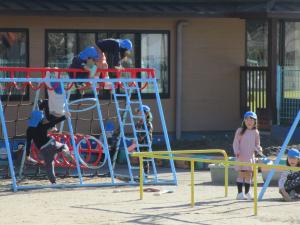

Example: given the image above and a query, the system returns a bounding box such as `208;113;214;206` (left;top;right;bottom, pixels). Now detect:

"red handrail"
0;67;155;91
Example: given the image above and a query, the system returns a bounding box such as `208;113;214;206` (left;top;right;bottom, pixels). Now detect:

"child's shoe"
289;190;299;200
245;192;253;200
236;192;246;200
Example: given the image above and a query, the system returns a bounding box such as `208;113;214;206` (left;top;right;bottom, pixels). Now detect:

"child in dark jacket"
26;110;73;184
96;39;133;69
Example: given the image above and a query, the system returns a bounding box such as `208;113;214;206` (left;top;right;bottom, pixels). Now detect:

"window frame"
45;29;171;99
0;28;29;101
245;20;269;67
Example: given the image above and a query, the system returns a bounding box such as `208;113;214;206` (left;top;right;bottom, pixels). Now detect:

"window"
46;30;170;97
141;33;168;94
284;22;300;68
0;29;29;99
246;21;268;66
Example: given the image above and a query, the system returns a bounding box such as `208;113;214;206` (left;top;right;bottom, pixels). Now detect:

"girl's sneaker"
236;192;246;200
245;192;253;200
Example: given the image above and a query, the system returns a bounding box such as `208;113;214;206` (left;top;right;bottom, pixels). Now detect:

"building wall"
0;16;244;136
182;18;245;131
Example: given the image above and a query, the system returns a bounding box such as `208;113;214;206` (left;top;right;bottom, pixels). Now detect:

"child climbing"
279;148;300;201
38;70;65;131
69;46;100;79
96;39;133;69
25;110;73;184
128;105;153;174
233;111;262;200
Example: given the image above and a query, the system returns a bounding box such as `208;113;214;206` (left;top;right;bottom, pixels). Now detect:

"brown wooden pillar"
268;18;278;125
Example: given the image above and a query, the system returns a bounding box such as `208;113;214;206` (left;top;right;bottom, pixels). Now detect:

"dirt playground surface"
0;170;299;225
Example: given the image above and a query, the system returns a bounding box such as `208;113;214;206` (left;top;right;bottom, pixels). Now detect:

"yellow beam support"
191;160;195;207
253;165;258;216
224;160;228;197
139;156;143;200
133;149;300;216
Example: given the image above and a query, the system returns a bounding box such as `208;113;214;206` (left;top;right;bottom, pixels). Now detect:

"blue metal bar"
153;79;178;185
91;82;115;184
0;98;17;191
134;84;158;182
111;92;132;170
19;87;41;178
276;65;282;125
60;81;83;184
15;179;175;191
112;87;135;183
258;109;300;200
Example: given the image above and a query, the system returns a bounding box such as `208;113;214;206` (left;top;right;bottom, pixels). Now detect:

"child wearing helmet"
233;111;263;200
127;105;153;174
69;46;100;79
26;110;73;184
96;39;133;69
279;148;300;201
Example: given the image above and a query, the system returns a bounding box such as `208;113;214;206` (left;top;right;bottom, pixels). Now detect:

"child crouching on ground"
279;148;300;201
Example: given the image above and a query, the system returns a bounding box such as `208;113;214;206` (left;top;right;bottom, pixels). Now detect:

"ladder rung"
118;108;128;111
137;144;150;147
114;94;127;97
136;130;146;133
131;166;140;170
125;137;136;141
144;158;154;162
129;101;140;104
132;115;143;119
122;123;133;126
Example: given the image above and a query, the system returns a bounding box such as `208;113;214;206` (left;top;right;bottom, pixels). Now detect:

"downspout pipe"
176;20;188;140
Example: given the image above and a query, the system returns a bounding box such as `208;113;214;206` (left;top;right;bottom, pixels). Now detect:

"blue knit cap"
28;110;44;127
79;47;99;61
138;105;150;113
288;148;300;159
119;39;133;51
244;111;257;120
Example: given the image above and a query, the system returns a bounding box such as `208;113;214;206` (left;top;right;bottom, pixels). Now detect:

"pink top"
233;128;262;171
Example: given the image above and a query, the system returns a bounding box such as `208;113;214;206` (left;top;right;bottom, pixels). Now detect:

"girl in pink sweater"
233;111;262;200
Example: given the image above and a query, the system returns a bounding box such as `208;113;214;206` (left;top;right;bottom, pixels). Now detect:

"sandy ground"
0;170;300;225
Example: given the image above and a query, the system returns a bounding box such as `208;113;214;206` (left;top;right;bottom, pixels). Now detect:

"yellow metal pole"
224;157;229;197
253;164;258;216
191;160;195;207
139;156;144;200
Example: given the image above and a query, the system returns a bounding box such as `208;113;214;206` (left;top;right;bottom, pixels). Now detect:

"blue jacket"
68;55;89;79
96;39;122;68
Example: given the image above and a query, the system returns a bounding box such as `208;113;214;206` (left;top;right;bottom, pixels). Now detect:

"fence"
278;68;300;124
240;66;270;128
132;150;300;216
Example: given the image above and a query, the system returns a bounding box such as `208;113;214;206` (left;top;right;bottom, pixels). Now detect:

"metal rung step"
118;108;128;111
121;123;133;126
144;158;154;162
132;115;143;119
137;144;150;147
129;101;140;104
125;137;136;141
114;94;127;97
131;166;140;170
136;130;147;133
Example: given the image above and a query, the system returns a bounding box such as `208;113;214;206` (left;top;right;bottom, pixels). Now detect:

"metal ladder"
112;82;158;183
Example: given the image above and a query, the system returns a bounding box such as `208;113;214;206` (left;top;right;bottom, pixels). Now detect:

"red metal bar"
0;67;155;92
